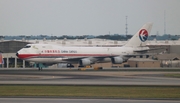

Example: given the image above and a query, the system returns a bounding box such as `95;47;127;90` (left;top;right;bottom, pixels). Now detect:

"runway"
1;68;180;102
0;68;180;86
0;98;180;103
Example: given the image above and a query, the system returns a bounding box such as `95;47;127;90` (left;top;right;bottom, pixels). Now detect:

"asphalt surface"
0;68;180;86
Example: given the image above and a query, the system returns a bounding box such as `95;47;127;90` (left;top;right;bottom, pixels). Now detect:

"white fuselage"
17;44;136;63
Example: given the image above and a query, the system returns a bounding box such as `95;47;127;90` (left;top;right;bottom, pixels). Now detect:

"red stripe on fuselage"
17;53;112;59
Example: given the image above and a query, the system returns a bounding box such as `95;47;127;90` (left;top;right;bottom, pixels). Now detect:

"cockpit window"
23;45;31;48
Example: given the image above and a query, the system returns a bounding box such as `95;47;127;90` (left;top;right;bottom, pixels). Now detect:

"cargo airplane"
16;22;153;70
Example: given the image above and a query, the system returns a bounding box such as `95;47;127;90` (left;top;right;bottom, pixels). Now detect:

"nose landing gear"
38;67;43;71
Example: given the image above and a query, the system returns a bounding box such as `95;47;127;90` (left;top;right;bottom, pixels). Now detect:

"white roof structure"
1;38;180;47
146;38;180;46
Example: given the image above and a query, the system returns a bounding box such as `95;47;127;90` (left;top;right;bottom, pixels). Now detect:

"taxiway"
0;68;180;86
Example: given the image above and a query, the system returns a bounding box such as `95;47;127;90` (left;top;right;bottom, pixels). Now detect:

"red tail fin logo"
139;29;148;42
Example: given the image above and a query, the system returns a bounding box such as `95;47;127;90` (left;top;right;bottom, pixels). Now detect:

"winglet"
124;22;153;47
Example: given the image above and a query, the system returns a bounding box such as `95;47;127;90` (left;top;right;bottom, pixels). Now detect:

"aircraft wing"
60;55;118;63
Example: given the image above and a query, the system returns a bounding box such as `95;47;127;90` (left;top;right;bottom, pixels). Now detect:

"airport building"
1;38;180;69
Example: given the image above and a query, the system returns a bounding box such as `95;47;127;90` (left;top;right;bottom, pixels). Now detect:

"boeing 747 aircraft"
16;22;153;70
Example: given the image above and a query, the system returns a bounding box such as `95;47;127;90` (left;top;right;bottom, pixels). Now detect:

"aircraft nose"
16;53;19;57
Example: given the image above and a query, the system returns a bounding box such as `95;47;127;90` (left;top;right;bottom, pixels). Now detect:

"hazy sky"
0;0;180;36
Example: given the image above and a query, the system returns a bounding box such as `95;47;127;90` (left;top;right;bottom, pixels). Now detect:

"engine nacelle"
79;59;92;66
111;57;123;64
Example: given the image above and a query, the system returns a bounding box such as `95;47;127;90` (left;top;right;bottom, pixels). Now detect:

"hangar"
0;40;30;68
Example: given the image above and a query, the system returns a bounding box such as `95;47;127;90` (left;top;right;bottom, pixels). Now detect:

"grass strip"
0;85;180;98
164;74;180;78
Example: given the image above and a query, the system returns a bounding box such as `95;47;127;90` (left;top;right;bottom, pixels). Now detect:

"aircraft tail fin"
124;22;153;47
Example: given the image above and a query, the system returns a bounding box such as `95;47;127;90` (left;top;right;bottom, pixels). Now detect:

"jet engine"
79;59;92;66
111;57;123;64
